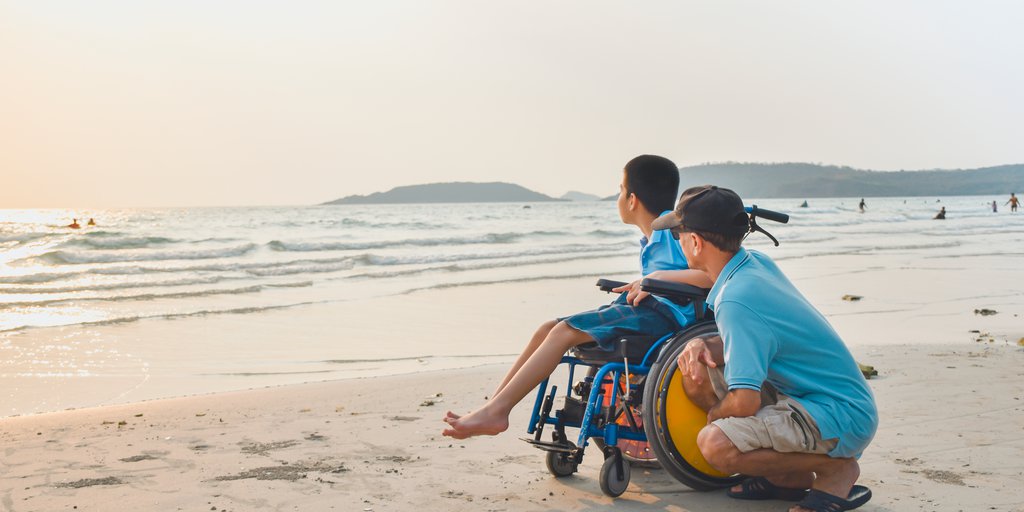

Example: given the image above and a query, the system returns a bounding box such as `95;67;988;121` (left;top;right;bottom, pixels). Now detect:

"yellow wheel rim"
663;369;730;477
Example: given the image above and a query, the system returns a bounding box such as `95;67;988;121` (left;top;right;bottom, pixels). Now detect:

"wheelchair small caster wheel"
599;452;631;497
545;451;576;477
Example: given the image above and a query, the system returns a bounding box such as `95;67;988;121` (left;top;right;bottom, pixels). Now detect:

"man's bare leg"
442;321;591;439
697;425;860;512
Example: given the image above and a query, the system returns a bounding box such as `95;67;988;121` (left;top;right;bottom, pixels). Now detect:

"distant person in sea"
67;219;81;229
87;218;96;226
934;206;946;220
799;200;808;208
992;201;998;213
858;198;866;213
1007;193;1020;213
442;155;711;439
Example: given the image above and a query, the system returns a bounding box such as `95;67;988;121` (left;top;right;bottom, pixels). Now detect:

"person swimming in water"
1007;193;1020;213
67;219;81;229
858;198;866;213
934;206;946;220
87;218;96;226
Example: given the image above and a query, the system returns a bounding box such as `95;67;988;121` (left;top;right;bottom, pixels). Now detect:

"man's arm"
707;388;761;423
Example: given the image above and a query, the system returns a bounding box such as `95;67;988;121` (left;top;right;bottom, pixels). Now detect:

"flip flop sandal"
795;485;872;511
726;476;810;501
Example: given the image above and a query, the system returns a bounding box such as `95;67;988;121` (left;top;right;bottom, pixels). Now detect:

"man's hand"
677;338;717;386
611;279;649;306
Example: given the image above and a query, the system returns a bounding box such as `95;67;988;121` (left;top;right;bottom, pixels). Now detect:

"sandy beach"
3;252;1024;511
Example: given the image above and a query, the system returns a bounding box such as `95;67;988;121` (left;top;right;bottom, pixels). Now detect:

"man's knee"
697;425;740;473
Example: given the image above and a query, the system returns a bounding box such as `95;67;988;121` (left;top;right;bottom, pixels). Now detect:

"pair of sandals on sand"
729;476;872;511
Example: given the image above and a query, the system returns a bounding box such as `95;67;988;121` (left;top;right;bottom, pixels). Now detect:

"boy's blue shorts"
560;292;680;351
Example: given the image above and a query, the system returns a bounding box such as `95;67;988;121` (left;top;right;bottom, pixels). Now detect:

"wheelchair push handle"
744;205;789;247
745;205;789;224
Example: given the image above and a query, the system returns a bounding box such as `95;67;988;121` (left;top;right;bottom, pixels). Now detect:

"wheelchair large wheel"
642;322;743;491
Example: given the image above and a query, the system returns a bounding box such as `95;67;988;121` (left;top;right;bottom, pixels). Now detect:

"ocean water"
1;195;1021;415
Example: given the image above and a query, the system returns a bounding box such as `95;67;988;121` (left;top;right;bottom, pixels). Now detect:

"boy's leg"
491;319;558;399
442;321;591;439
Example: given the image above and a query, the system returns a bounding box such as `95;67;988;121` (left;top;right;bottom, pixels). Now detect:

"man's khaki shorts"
707;367;837;455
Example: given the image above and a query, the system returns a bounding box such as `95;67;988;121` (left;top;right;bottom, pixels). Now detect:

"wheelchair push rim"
642;322;743;491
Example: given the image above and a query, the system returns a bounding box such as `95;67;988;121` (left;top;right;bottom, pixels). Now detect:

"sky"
2;1;1023;207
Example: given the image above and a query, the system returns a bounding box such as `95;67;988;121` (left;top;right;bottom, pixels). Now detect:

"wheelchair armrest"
596;279;629;293
640;278;709;301
641;278;711;322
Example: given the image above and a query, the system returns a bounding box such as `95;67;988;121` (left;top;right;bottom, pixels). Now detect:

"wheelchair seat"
570;335;659;363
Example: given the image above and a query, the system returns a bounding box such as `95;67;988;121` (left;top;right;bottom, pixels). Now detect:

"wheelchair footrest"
521;438;576;453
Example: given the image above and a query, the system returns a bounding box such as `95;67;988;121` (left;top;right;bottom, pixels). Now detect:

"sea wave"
266;231;568;252
60;235;179;250
0;275;231;294
30;244;259;265
0;284;271;309
0;232;56;245
346;251;633;279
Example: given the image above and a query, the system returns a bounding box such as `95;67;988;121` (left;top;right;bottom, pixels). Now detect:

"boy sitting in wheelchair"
442;154;712;439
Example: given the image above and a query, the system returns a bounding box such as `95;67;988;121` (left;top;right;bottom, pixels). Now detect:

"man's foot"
789;458;861;512
791;486;871;512
727;476;809;501
441;407;509;439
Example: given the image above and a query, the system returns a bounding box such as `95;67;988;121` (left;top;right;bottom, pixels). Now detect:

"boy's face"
616;171;631;223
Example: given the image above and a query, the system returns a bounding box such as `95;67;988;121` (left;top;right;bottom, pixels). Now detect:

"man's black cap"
651;185;748;235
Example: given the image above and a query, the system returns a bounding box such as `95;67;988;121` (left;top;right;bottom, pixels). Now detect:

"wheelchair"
522;205;789;497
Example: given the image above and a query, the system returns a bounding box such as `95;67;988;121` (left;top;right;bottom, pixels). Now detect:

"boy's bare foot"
441;407;509;439
444;411;460;421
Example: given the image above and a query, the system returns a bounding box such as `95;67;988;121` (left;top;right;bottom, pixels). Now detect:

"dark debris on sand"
213;461;348;482
55;477;124;488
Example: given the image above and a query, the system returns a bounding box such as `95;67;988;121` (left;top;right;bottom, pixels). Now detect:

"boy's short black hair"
623;155;680;214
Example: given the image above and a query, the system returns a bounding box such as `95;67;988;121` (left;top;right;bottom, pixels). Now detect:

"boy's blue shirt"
708;248;879;458
639;211;696;328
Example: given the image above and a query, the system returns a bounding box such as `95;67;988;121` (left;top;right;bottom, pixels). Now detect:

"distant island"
677;162;1024;198
560;191;602;201
323;163;1024;204
322;182;564;205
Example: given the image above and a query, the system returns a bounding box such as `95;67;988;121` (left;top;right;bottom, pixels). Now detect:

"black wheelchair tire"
599;452;631;497
545;450;576;477
641;322;744;491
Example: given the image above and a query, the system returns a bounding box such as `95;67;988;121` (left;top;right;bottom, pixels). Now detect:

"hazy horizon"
3;1;1023;208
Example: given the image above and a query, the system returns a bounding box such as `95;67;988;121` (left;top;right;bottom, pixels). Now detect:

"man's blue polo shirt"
638;211;696;328
708;248;878;458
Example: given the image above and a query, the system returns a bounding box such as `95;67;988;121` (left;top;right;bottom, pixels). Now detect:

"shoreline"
5;250;1024;418
2;341;1023;511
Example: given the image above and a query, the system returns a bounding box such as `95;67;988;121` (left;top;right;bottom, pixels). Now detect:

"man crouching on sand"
653;186;879;512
